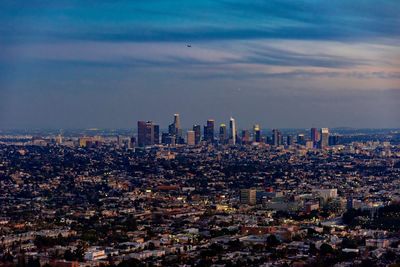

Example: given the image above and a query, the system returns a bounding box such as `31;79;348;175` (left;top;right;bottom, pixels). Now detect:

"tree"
117;258;141;267
125;216;138;231
2;251;14;263
320;243;334;255
75;244;85;262
27;258;40;267
267;234;280;247
64;249;75;261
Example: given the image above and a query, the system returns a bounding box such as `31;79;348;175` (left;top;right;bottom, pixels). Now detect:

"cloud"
0;0;399;128
0;0;399;44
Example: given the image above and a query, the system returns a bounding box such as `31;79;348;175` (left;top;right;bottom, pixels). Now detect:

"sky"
0;0;399;129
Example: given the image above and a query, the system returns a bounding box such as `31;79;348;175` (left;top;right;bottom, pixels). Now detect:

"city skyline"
0;1;399;129
1;2;400;265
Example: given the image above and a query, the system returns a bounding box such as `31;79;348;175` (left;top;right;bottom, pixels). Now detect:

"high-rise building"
116;135;124;147
166;135;176;146
287;135;294;146
320;128;329;148
240;188;257;205
137;121;156;147
168;114;183;144
186;130;195;146
219;124;227;144
311;128;320;148
272;129;282;146
137;121;146;147
253;124;261;143
305;140;314;149
241;130;250;144
153;124;160;145
229;117;236;145
329;135;339;146
173;114;182;138
192;125;201;145
161;132;169;144
168;123;175;136
174;113;180;129
55;134;63;145
129;137;136;149
297;134;305;145
204;119;215;143
161;132;175;146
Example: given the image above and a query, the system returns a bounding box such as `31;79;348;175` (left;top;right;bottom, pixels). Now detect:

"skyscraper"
240;188;257;205
320;128;329;148
55;134;63;145
253;124;261;143
311;128;320;148
193;125;201;145
204;119;215;143
272;129;282;146
241;130;250;144
186;130;195;146
287;135;294;146
168;123;175;136
219;124;227;144
137;121;156;147
129;137;136;149
297;134;305;145
229;117;236;145
153;124;160;145
168;114;183;144
174;114;182;138
161;132;176;146
329;134;339;146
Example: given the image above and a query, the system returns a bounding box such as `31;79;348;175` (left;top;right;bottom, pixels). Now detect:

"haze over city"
0;0;399;129
2;2;400;267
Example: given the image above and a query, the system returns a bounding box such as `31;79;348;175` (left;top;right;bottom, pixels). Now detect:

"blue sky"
0;0;399;129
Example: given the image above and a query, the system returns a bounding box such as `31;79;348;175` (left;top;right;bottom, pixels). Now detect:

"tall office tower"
241;130;250;144
272;129;282;146
137;121;155;147
229;117;236;145
297;134;305;145
266;136;272;144
174;113;180;129
161;132;169;144
55;134;63;145
204;119;215;143
253;124;261;143
192;125;201;145
168;114;181;136
173;114;182;138
186;130;195;146
320;128;329;148
166;135;176;146
129;137;136;149
116;135;123;147
168;123;176;136
219;124;227;144
168;114;183;144
311;128;320;147
137;121;146;147
329;135;339;146
240;188;257;205
153;124;160;145
287;135;294;146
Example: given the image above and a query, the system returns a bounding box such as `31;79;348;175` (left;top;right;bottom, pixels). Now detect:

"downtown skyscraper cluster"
137;114;239;147
137;114;336;148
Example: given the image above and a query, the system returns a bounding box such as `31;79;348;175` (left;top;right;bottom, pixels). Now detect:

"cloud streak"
0;0;399;128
